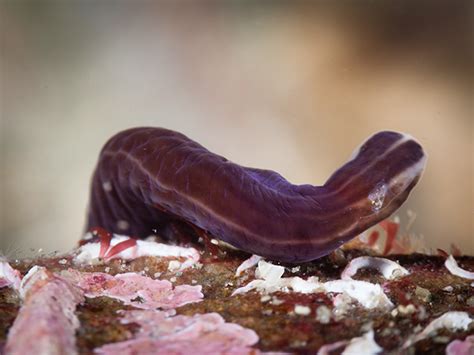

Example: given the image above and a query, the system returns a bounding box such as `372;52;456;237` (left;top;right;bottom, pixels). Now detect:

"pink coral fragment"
5;266;84;355
95;309;259;355
446;335;474;355
0;259;21;290
65;269;203;309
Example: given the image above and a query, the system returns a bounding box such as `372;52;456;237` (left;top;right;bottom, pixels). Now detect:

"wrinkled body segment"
86;127;426;262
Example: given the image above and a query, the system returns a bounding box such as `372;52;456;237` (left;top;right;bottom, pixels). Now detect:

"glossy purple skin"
86;127;426;262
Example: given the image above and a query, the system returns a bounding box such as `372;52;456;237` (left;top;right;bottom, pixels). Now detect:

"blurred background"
1;1;472;257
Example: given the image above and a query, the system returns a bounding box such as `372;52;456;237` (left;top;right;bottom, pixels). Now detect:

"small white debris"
260;295;271;303
333;293;355;318
316;305;331;324
403;311;473;348
168;260;181;272
291;266;301;273
445;255;474;280
191;279;197;284
262;309;273;316
104;267;111;273
169;277;177;283
342;330;383;355
287;276;322;294
193;263;203;270
418;305;428;320
233;261;287;295
58;259;68;265
210;239;219;245
290;340;307;348
324;280;394;309
271;297;284;306
294;305;311;316
255;260;285;283
232;261;393;310
397;304;416;315
341;256;409;280
443;285;453;292
38;248;43;254
235;255;262;276
433;335;450;344
153;272;162;279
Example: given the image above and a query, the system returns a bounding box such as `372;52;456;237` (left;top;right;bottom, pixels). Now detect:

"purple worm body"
86;127;426;263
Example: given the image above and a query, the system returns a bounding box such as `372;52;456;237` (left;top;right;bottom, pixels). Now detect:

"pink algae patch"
95;309;260;355
64;269;203;310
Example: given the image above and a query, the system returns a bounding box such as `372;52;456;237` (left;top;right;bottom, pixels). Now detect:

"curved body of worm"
86;127;426;263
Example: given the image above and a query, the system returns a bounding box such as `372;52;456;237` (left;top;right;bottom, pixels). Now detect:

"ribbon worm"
86;127;426;263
